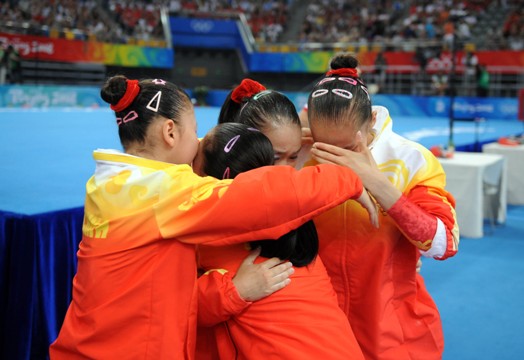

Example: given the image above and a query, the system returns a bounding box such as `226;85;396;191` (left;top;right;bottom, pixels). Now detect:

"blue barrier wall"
201;90;519;121
169;17;243;49
169;17;250;68
0;85;104;108
373;95;518;120
0;85;519;121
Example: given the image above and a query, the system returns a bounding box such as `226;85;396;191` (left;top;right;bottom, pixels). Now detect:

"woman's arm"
156;163;378;245
310;131;402;209
310;138;458;260
197;248;294;327
198;270;249;327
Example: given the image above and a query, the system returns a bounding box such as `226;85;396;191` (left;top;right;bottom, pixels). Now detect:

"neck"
126;144;156;160
366;132;375;146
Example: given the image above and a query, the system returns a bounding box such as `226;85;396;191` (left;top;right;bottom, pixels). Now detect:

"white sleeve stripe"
420;218;447;259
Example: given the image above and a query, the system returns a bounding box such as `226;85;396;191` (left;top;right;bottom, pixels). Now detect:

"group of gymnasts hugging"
49;53;459;360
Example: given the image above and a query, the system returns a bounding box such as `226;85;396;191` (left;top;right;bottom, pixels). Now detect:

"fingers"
241;247;261;265
261;260;294;283
265;263;294;294
249;260;294;298
365;191;380;229
357;190;380;229
312;141;345;155
269;277;291;292
369;203;379;228
302;138;315;146
233;256;294;301
302;137;314;145
270;266;294;285
310;152;331;165
310;147;342;166
267;261;294;277
259;256;285;270
301;128;314;145
355;131;370;155
301;127;312;137
261;258;294;277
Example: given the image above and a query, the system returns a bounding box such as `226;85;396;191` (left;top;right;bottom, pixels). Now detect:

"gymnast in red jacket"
193;122;374;359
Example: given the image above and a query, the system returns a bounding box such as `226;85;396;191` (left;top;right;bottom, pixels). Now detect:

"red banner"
0;32;173;68
362;50;524;74
2;32;523;74
0;33;99;62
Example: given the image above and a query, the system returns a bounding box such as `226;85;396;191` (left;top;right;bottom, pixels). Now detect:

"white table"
482;142;524;205
438;152;507;238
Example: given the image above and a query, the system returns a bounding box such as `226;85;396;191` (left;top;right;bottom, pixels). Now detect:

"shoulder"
388;132;434;167
373;117;441;185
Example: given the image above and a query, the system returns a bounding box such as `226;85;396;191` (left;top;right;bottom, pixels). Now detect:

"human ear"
371;110;377;128
162;119;177;148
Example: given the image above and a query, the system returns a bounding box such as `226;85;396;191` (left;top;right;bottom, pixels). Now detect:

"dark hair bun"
330;53;359;70
100;75;128;106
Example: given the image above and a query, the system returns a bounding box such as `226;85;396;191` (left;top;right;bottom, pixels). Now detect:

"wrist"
230;274;252;305
231;276;247;300
365;173;402;211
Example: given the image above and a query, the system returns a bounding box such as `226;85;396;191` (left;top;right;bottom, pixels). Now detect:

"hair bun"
100;75;129;107
330;53;359;71
111;80;140;112
231;79;266;104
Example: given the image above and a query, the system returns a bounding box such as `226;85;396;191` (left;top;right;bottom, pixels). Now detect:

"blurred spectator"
462;49;478;95
431;68;449;96
414;46;429;74
503;7;524;50
456;19;471;40
293;0;498;50
442;19;455;50
108;1;165;43
3;45;21;84
0;0;514;50
0;0;170;45
0;41;6;85
251;0;288;43
476;63;490;97
374;49;388;91
424;19;437;39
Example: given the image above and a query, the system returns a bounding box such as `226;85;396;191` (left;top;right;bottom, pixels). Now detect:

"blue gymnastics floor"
0;107;522;215
1;106;523;360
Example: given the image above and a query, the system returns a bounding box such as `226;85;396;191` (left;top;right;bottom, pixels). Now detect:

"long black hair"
251;219;318;267
201;122;318;267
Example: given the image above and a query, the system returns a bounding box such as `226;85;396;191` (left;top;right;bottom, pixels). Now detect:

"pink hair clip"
332;89;353;99
222;167;231;179
312;89;329;98
224;135;240;153
318;77;336;85
116;110;138;126
152;79;166;85
360;86;370;100
337;77;358;85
